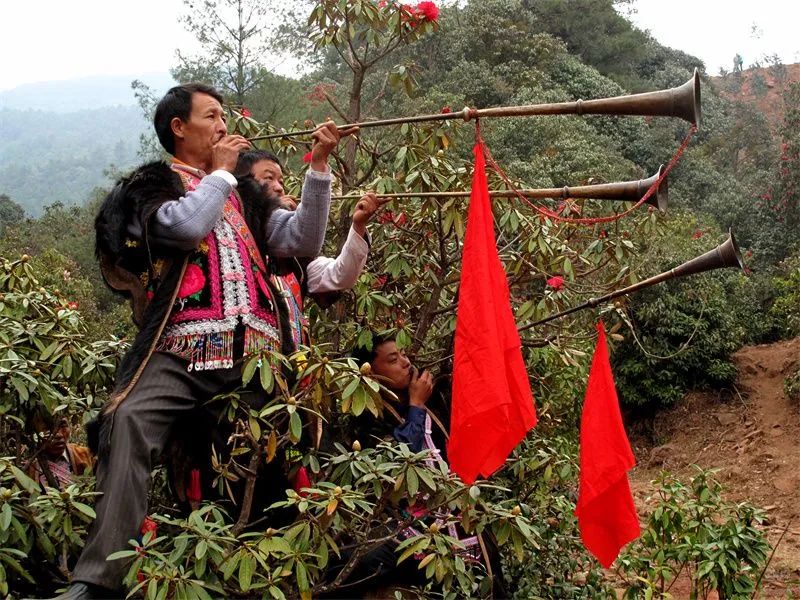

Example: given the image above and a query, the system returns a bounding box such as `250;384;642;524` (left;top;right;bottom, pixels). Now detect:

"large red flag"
576;322;640;568
448;142;537;485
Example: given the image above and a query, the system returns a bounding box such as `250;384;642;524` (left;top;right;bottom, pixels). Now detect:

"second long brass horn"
519;229;743;331
332;165;668;211
250;69;701;141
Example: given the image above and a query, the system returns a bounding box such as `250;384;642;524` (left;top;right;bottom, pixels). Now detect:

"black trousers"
72;352;247;589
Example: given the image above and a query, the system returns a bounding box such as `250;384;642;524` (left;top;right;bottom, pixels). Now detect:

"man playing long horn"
46;83;351;600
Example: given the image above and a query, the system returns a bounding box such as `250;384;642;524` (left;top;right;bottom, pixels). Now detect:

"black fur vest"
94;161;279;414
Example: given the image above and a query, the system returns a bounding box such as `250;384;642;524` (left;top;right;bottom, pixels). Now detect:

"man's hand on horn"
352;192;390;237
309;120;358;173
211;134;251;173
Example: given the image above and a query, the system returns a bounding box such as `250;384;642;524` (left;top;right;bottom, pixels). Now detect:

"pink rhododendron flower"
178;264;206;298
546;275;564;291
241;107;252;118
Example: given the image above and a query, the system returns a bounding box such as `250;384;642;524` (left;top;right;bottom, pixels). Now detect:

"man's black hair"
235;149;283;178
351;332;395;366
153;83;224;155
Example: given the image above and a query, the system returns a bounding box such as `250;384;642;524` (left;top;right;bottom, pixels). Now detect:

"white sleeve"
305;226;369;293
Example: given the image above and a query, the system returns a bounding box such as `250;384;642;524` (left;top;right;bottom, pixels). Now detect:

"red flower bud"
294;466;312;498
441;106;452;114
140;517;157;536
302;151;313;163
241;107;252;118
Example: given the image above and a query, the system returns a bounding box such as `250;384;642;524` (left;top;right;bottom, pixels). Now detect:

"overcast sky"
1;0;799;92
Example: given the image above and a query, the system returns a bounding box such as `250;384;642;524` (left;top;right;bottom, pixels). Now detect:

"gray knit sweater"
131;169;332;257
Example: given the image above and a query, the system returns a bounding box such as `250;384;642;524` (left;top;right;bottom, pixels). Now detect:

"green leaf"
106;549;140;561
351;386;367;416
0;503;12;530
248;416;261;441
406;467;419;497
72;502;96;520
342;377;360;399
296;560;309;591
239;553;254;592
259;362;274;394
195;539;208;560
242;357;258;385
289;411;302;443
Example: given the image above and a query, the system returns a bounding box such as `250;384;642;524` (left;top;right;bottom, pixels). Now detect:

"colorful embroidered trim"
157;165;283;371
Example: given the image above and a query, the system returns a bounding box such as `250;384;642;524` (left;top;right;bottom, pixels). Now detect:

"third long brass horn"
250;70;702;141
519;229;743;330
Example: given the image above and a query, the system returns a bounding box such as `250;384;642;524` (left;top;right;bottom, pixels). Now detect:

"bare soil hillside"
712;64;800;132
630;337;800;596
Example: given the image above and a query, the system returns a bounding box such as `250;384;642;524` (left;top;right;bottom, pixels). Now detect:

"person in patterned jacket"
46;83;353;600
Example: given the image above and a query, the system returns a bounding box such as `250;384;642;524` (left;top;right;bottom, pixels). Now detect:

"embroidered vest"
156;165;305;371
270;270;309;349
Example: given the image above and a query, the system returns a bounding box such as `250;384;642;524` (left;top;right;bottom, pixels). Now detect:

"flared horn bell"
515;67;703;127
521;229;744;330
672;229;744;279
547;164;668;212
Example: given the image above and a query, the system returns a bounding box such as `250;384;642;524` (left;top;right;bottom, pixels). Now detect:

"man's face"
371;340;413;391
42;419;70;459
251;159;286;201
173;92;227;162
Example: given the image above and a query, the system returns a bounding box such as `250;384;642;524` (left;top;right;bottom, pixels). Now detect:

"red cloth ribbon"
575;322;640;567
447;141;537;484
187;468;202;504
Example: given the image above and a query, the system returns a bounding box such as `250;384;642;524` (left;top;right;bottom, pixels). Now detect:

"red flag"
576;322;640;568
448;142;537;484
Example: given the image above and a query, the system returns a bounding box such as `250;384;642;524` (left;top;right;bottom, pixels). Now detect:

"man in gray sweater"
47;83;352;600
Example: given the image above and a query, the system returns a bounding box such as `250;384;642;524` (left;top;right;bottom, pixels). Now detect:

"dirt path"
629;337;800;596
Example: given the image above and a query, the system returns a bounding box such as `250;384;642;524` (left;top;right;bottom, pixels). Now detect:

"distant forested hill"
0;73;175;112
0;106;147;216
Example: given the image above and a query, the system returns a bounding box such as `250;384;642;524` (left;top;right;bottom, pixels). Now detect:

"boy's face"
40;419;70;459
371;340;413;391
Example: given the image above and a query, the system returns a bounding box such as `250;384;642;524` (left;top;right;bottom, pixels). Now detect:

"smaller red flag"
575;322;640;568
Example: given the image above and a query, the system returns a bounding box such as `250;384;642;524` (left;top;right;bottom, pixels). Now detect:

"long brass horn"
332;165;668;211
519;229;743;331
249;70;702;141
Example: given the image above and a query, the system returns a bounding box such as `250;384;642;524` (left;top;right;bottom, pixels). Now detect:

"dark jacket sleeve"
393;406;427;452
